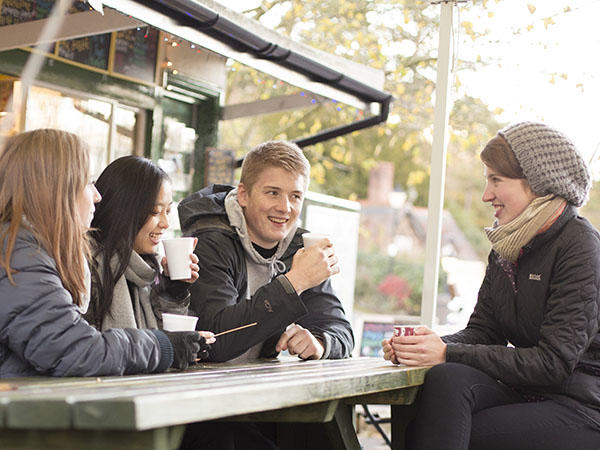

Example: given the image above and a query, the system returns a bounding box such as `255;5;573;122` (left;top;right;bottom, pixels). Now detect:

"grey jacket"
0;228;173;378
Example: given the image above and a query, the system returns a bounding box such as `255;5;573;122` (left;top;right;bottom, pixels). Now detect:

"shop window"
23;85;139;177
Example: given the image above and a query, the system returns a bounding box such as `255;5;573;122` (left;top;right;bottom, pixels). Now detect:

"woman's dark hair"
480;134;525;179
89;155;169;327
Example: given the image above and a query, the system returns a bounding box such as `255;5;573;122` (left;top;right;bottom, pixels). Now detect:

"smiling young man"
177;141;354;363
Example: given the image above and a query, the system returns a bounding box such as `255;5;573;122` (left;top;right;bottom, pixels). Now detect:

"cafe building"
0;0;390;189
0;0;391;323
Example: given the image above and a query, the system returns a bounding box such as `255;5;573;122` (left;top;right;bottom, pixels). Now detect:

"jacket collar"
522;204;577;254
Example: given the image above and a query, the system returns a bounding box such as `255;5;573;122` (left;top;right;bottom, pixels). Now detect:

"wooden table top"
0;357;428;431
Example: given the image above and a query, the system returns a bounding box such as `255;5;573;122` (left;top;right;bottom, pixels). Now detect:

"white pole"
420;2;454;328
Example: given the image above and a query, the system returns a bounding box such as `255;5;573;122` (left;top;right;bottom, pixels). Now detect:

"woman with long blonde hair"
0;129;205;377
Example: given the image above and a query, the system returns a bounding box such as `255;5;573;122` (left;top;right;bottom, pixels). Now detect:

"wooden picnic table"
0;356;428;450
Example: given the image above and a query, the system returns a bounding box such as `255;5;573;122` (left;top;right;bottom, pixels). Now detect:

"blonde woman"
0;129;204;377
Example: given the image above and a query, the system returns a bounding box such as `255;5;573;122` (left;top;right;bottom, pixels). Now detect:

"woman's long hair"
89;155;168;327
0;129;90;305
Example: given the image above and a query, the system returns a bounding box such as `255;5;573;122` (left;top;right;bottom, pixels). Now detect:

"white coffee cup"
302;233;330;248
162;313;198;331
162;237;195;280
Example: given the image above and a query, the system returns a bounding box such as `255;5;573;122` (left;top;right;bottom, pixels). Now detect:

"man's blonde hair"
0;129;90;305
240;141;310;192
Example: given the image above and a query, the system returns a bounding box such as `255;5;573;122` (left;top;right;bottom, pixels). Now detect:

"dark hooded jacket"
0;228;173;377
444;205;600;427
178;184;354;362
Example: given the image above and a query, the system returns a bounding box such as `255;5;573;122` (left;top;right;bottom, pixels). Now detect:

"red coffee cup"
393;325;416;337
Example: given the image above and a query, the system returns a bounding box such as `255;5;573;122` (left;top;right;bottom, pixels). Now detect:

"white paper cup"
162;313;198;331
162;237;195;280
302;233;330;248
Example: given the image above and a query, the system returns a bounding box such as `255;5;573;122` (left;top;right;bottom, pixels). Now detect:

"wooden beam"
220;93;328;120
0;9;142;52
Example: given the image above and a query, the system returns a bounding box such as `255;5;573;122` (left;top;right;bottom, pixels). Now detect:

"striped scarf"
485;195;566;262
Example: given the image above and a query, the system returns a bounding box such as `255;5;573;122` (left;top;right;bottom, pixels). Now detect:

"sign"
204;148;235;186
57;34;110;69
359;321;394;357
113;26;158;84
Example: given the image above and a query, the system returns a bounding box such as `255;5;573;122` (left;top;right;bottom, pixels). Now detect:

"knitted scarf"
485;195;566;262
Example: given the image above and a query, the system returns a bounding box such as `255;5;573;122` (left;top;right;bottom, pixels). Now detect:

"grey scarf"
100;251;159;330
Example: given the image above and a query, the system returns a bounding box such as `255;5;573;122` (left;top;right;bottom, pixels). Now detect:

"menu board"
57;33;110;70
204;148;236;186
0;0;83;26
0;0;50;25
113;27;158;84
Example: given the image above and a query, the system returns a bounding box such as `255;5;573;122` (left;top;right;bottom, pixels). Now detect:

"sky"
216;0;600;163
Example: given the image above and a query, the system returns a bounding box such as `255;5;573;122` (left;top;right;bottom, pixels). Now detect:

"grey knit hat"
498;122;591;207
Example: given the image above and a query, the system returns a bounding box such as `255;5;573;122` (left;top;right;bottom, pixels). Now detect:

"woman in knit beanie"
383;122;600;449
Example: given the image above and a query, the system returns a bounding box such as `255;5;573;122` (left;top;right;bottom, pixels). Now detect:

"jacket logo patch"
529;273;541;281
264;300;273;313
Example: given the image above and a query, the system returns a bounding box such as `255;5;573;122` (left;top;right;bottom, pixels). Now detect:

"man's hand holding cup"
285;233;339;294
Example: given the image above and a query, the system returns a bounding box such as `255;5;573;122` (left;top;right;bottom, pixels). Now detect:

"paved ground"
356;405;392;450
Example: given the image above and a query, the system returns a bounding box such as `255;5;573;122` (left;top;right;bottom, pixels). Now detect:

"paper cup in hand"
302;233;330;248
162;313;198;331
162;237;195;280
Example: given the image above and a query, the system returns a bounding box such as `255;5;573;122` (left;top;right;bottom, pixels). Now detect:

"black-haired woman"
86;156;214;355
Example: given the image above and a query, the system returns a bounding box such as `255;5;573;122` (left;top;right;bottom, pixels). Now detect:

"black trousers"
406;362;600;450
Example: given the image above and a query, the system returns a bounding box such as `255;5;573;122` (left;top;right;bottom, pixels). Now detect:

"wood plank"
344;386;421;405
6;400;70;429
0;426;184;450
227;400;339;423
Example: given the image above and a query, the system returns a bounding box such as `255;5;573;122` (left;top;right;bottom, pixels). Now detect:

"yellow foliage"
331;145;345;162
396;84;406;95
560;73;568;80
323;160;334;170
312;164;326;185
407;170;426;186
527;4;536;14
310;119;322;134
543;17;555;29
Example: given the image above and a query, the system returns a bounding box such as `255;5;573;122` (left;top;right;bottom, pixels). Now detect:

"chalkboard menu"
205;148;236;186
57;33;111;70
113;27;158;84
0;0;86;26
0;0;49;25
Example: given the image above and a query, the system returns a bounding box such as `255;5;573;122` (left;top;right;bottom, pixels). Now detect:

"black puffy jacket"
178;184;354;362
444;205;600;426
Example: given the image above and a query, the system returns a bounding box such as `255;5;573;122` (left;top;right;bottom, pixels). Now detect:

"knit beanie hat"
498;122;591;207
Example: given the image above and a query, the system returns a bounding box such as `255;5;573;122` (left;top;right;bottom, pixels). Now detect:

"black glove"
163;331;209;370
